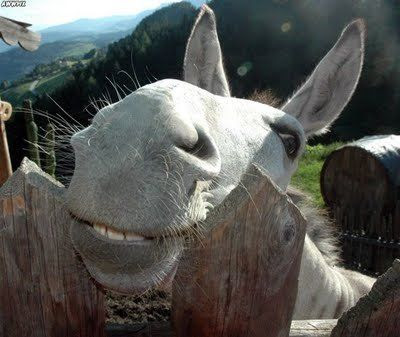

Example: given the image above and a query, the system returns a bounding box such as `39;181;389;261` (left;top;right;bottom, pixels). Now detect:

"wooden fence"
107;259;400;337
332;201;400;275
1;159;400;337
0;159;105;337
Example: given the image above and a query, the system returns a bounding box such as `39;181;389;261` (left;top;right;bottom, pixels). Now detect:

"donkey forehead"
92;79;302;137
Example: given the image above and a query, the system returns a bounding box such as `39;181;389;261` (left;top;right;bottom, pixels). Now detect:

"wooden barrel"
321;135;400;214
321;135;400;274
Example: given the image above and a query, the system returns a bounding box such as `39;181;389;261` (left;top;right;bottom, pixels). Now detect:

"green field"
2;80;56;106
0;71;72;107
0;81;32;104
0;40;101;81
291;143;343;208
35;71;71;96
0;59;93;107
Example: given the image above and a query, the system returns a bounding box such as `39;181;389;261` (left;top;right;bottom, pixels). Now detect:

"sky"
1;0;182;30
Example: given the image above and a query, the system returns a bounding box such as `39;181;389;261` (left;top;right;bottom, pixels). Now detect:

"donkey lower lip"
70;218;184;294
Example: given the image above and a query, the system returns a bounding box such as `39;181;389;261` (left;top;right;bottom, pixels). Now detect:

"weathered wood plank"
0;16;41;51
0;158;105;337
289;320;337;337
331;259;400;337
172;164;307;337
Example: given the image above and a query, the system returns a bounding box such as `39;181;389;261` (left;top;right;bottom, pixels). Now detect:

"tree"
0;80;9;90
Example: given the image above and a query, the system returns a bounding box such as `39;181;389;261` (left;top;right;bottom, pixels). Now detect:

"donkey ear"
183;5;231;97
282;19;366;137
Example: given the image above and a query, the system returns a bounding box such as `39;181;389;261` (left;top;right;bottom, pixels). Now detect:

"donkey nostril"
176;127;216;160
174;126;221;179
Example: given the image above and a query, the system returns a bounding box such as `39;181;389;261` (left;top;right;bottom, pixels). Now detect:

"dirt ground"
105;290;172;325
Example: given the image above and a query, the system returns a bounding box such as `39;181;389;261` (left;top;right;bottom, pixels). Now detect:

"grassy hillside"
291;143;343;208
35;71;71;95
0;55;93;107
0;31;131;81
0;71;72;105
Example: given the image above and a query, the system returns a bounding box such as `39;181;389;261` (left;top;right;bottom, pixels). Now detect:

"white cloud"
1;0;182;29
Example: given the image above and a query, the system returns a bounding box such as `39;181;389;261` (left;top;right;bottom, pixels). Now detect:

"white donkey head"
66;6;365;294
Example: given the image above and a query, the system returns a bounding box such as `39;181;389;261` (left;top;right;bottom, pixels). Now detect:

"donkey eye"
279;133;299;158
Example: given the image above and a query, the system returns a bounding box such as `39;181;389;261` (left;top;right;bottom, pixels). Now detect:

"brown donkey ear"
282;19;366;137
183;5;231;97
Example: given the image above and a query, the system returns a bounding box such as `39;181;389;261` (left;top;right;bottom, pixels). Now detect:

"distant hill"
33;1;198;120
39;11;154;46
0;52;98;107
0;8;160;80
0;31;130;81
0;1;209;80
0;11;155;55
0;0;208;54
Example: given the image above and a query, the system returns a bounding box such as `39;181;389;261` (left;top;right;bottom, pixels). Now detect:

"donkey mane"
250;90;341;267
248;89;282;108
287;186;342;266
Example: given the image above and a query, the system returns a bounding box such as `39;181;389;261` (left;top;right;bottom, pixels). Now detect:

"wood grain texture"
330;259;400;337
172;164;307;337
321;135;400;211
0;16;41;51
0;158;105;337
289;320;337;337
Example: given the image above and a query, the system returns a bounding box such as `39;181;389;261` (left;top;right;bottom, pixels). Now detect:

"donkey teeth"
93;223;106;236
93;222;146;241
107;228;125;240
125;233;146;242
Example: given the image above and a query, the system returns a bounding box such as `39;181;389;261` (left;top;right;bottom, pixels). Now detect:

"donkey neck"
293;235;358;319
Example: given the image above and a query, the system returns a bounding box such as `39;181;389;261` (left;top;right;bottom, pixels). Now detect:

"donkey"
66;5;375;319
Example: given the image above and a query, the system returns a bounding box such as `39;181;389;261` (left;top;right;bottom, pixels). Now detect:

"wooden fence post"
172;164;307;337
330;259;400;337
0;158;105;337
